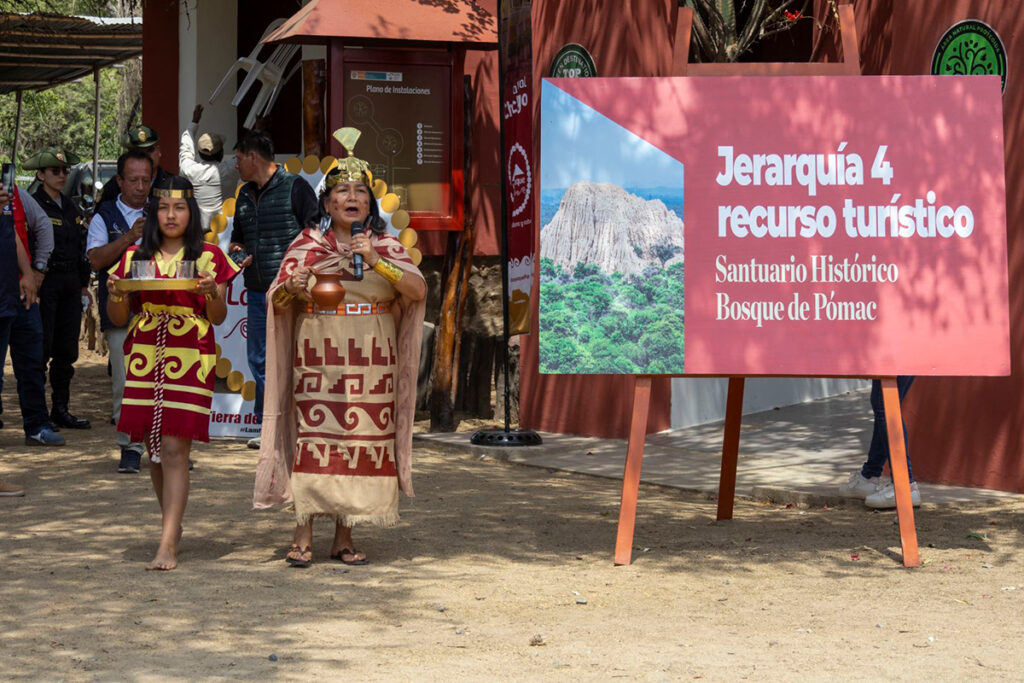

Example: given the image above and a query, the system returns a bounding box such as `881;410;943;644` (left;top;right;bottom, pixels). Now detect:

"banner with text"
501;0;535;335
538;76;1008;376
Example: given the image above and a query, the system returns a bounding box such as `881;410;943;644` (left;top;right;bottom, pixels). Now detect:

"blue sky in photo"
541;80;685;191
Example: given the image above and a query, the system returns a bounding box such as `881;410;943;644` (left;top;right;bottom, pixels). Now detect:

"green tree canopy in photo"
539;258;685;374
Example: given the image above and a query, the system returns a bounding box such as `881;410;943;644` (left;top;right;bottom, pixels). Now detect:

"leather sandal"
285;545;312;568
330;547;369;565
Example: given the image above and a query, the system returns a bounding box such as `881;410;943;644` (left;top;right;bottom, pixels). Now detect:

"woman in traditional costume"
253;136;425;568
106;175;240;570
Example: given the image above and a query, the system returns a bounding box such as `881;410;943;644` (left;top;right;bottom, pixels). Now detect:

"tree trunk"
428;74;475;431
428;229;474;431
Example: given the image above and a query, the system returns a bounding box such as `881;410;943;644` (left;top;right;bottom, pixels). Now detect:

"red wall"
519;0;680;438
142;1;179;175
881;2;1024;492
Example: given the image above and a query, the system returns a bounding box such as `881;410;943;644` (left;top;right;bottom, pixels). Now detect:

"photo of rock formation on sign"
540;182;684;277
538;181;685;375
539;79;687;375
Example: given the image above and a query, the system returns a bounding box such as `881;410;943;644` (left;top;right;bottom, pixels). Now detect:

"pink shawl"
252;228;426;508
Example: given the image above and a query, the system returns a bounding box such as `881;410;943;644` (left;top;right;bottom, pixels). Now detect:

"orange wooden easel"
613;4;921;568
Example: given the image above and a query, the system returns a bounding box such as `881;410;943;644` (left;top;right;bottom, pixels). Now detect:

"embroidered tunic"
110;244;239;451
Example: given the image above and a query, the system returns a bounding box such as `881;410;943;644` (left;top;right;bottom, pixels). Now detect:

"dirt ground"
2;354;1024;681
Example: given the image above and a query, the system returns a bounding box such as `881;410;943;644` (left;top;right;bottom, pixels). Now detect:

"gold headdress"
152;188;194;199
325;127;371;188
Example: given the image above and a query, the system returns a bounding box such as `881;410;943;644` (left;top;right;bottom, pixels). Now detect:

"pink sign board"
538;75;1008;376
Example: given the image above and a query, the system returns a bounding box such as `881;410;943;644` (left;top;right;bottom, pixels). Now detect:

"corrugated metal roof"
264;0;497;48
0;12;142;94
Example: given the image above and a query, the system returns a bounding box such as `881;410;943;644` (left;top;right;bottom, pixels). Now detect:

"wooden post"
614;376;653;565
880;377;920;567
12;90;23;171
301;60;326;158
92;67;101;203
716;377;745;520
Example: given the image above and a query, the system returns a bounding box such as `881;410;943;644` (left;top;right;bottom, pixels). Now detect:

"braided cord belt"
142;310;203;463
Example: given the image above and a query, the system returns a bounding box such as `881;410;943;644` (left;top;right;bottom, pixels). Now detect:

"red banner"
500;0;534;335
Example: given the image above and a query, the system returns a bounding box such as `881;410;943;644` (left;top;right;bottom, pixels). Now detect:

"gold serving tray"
115;278;199;292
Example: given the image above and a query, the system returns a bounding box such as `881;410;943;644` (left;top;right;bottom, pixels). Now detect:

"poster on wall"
501;0;535;335
539;75;1009;376
207;212;260;439
345;63;451;216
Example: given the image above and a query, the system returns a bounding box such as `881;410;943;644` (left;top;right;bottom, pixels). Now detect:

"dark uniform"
32;187;91;425
24;147;91;429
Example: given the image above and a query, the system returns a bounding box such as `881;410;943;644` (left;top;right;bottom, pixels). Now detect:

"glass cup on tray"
130;260;156;279
175;260;196;279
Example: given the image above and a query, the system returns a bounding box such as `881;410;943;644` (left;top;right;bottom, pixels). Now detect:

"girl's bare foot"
146;544;178;571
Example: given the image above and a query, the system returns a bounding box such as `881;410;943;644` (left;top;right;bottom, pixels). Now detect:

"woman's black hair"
318;176;385;235
133;175;205;263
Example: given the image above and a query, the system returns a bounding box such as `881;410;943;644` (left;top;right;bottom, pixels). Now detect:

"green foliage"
538;257;685;374
0;68;124;172
1;0;120;15
0;0;140;173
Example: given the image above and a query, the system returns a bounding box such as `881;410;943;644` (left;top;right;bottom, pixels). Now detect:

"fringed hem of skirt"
295;511;400;528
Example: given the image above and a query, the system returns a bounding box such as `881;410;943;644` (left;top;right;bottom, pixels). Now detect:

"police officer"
25;146;91;429
98;124;171;206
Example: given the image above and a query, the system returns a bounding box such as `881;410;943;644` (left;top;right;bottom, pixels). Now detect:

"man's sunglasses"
46;167;69;176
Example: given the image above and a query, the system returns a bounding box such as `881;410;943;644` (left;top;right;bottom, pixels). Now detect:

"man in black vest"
98;124;171;206
87;149;149;473
229;130;318;448
25;146;92;429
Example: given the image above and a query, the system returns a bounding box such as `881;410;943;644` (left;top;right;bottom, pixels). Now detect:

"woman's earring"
319;214;331;233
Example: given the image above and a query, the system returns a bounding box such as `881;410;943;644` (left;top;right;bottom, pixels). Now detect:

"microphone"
350;220;364;280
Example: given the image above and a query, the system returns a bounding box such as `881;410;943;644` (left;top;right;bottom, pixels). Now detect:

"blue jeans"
862;376;914;482
246;290;267;424
0;304;52;436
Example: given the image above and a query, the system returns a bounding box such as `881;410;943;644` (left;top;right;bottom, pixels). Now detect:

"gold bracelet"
271;287;295;307
372;257;404;285
108;292;126;304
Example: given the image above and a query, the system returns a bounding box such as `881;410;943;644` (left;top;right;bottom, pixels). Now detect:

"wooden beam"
0;61;97;69
0;43;137;53
1;29;141;40
880;378;920;567
716;377;745;521
614;376;653;565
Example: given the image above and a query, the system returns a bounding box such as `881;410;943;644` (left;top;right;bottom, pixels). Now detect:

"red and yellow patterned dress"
110;244;239;455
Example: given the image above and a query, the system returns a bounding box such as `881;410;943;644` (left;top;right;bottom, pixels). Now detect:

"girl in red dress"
106;175;239;570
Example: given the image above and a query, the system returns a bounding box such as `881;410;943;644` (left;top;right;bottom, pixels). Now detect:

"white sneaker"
247;436;261;449
838;471;879;498
0;478;25;497
864;481;921;509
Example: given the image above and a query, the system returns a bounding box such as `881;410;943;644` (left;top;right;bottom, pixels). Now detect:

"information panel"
345;62;451;213
539;76;1009;376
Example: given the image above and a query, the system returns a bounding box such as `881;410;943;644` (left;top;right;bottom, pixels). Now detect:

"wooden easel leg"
880;377;920;567
716;377;745;521
614;376;653;565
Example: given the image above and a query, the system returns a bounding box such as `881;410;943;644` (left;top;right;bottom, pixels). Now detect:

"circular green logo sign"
932;19;1007;93
549;43;597;78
